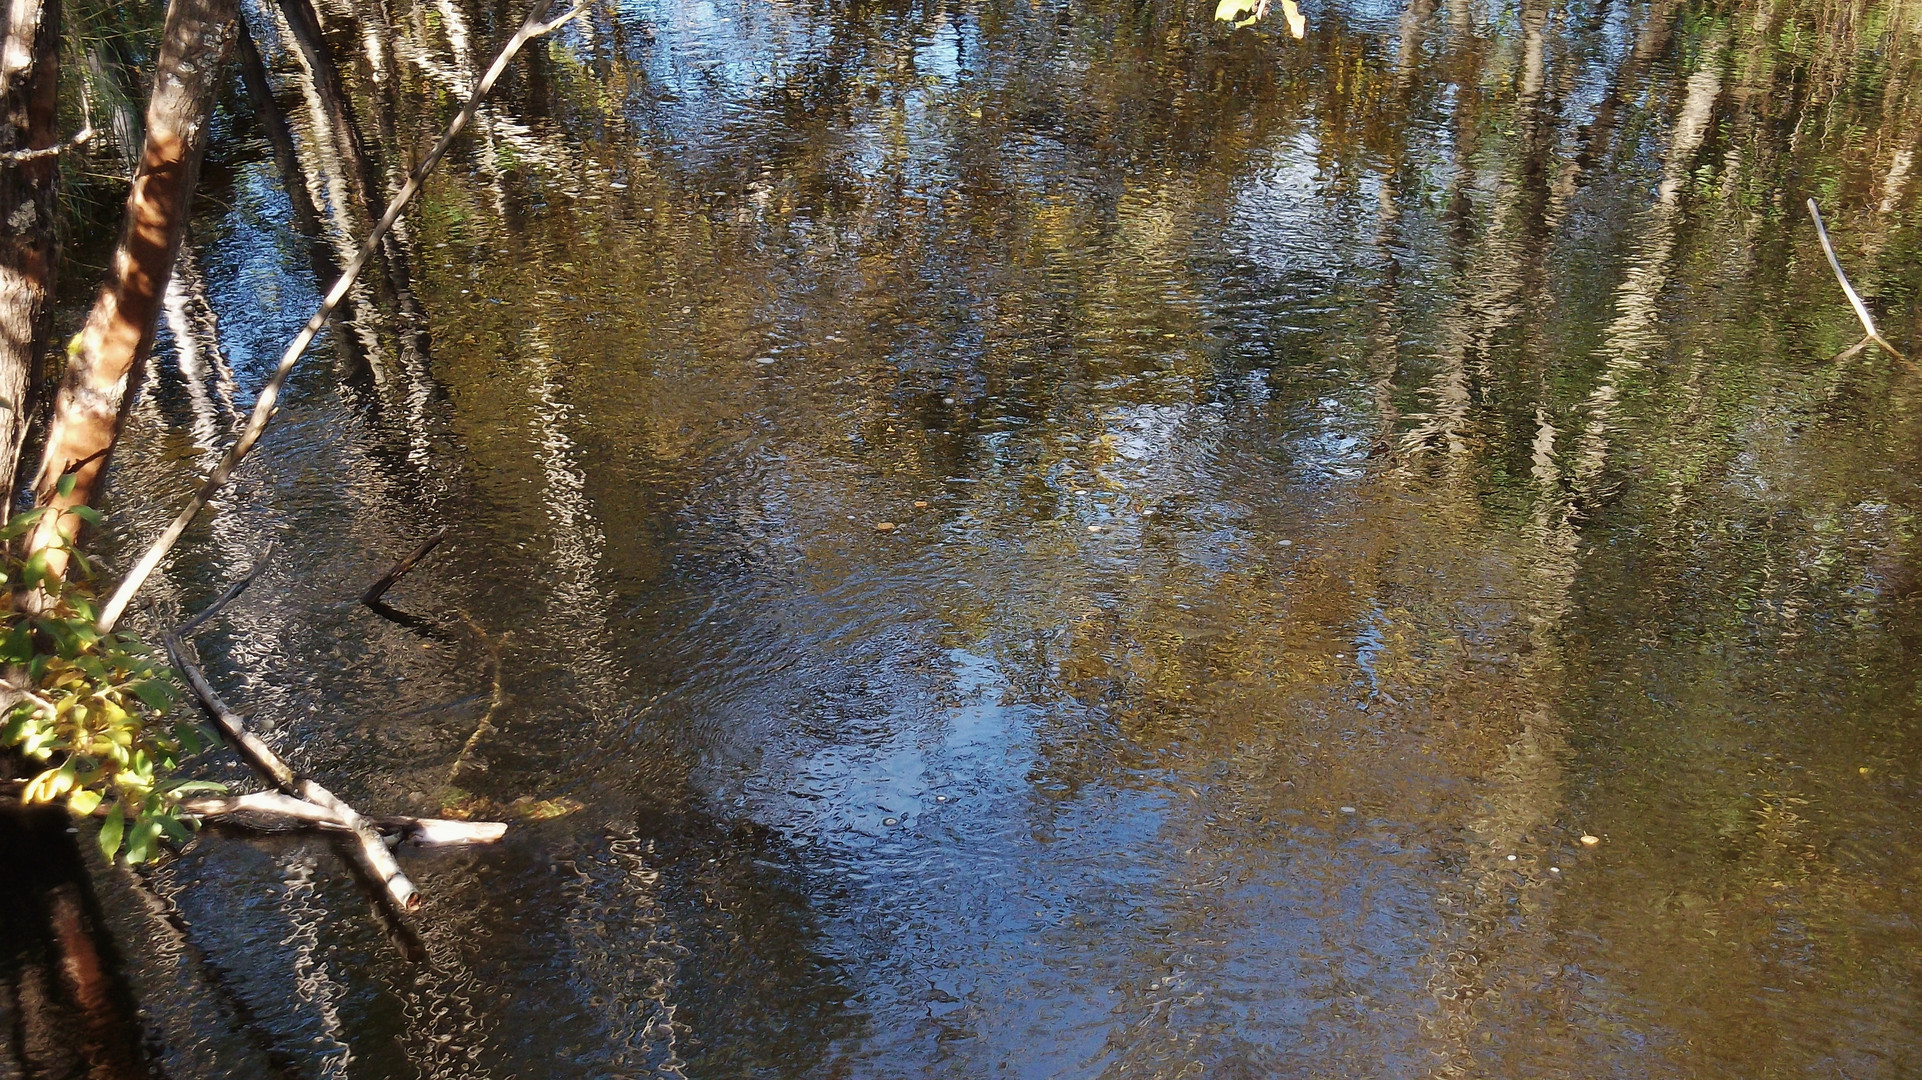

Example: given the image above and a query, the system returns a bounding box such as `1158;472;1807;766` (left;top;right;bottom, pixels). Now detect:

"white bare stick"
96;1;586;632
1808;198;1907;362
181;791;507;845
166;633;424;912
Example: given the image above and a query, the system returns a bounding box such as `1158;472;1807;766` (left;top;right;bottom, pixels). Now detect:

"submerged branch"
1808;199;1907;362
172;543;275;637
96;0;587;633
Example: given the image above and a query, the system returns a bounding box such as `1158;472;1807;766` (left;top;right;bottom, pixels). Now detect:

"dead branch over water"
163;550;508;919
164;631;425;913
96;0;586;632
179;790;505;845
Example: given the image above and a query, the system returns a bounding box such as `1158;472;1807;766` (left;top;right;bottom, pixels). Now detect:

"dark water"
52;0;1922;1075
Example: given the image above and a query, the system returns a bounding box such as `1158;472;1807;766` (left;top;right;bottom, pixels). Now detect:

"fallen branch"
165;633;423;912
1808;199;1907;363
95;0;587;633
180;791;506;845
361;526;451;605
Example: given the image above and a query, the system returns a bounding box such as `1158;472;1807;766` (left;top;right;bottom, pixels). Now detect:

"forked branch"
165;633;425;913
1808;199;1907;363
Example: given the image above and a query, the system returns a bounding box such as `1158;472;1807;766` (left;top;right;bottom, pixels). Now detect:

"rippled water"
41;0;1922;1074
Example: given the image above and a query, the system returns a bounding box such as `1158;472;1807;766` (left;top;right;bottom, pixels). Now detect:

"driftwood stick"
1808;199;1907;362
180;791;506;845
95;0;588;633
362;526;451;605
164;634;422;912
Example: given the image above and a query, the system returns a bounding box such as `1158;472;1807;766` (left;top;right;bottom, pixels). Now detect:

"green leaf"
66;505;103;527
124;818;157;864
129;679;175;713
55;472;77;499
0;623;34;663
156;813;192;844
20;549;49;590
99;802;125;860
0;508;49;541
68;788;102;816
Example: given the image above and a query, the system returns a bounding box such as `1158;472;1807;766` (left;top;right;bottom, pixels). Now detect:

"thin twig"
172;542;275;637
0;124;94;162
361;526;451;605
96;0;587;633
1808;198;1907;362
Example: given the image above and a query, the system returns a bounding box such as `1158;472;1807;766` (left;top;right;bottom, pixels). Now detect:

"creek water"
57;0;1922;1075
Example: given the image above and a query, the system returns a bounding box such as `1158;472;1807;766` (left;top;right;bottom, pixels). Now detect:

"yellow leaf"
1282;0;1306;37
1214;0;1257;21
22;768;58;802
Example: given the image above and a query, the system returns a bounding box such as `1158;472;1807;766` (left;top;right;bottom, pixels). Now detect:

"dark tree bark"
27;0;239;572
0;0;61;516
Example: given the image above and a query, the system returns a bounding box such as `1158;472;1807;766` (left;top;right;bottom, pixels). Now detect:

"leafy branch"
0;495;215;862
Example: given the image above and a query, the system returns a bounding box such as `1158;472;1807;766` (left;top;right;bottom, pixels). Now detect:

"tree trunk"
27;0;239;571
0;0;61;519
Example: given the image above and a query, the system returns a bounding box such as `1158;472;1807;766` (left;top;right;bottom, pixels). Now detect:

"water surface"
80;0;1922;1075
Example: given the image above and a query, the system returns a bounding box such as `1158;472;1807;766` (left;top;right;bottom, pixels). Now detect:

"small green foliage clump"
0;504;216;862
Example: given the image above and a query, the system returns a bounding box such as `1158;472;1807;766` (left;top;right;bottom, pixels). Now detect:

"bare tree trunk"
0;0;61;518
26;0;239;571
